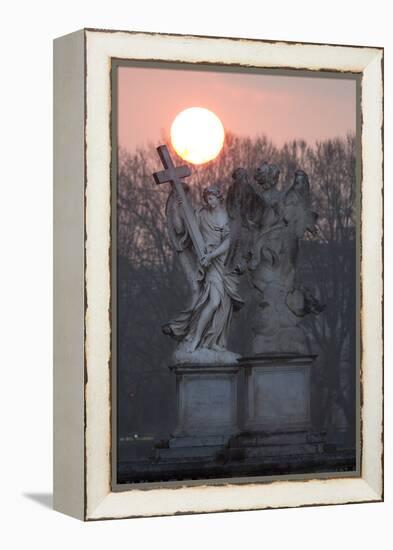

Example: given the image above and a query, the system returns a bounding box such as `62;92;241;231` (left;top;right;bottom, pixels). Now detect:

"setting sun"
170;107;225;165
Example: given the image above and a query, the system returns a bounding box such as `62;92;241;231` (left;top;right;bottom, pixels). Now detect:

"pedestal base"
153;354;330;474
239;353;317;432
156;363;240;463
171;363;240;438
225;429;326;461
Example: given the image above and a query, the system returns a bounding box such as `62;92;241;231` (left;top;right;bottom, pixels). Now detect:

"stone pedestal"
172;363;240;438
240;353;316;432
156;363;240;463
225;353;325;459
154;354;328;472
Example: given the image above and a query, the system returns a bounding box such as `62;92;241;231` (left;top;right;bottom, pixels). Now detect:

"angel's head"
254;162;280;190
293;169;310;198
202;185;224;209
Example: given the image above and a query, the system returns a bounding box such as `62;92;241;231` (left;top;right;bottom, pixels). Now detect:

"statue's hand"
307;224;318;236
200;253;212;267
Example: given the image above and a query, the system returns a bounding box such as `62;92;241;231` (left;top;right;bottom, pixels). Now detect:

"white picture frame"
53;28;383;521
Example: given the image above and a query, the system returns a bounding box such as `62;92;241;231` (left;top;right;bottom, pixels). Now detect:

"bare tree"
296;135;357;444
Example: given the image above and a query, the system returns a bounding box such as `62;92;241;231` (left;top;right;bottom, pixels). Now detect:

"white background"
1;1;391;548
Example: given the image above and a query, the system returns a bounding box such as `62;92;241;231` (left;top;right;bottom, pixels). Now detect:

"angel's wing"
165;189;200;301
225;176;266;269
241;181;266;228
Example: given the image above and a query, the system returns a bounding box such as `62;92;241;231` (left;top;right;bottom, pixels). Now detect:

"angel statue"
247;165;324;353
162;185;244;364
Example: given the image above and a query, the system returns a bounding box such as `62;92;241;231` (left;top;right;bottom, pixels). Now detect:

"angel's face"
207;193;220;209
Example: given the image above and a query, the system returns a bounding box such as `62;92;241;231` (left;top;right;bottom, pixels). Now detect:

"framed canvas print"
53;29;383;520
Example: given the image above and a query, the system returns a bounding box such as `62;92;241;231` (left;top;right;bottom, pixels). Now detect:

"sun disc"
170;107;225;164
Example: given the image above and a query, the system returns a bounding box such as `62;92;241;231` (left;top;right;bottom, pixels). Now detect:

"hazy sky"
118;65;356;151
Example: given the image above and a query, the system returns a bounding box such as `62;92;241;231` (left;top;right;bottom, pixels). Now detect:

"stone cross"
153;145;206;260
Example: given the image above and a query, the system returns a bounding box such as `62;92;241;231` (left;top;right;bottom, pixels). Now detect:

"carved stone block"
239;354;317;432
170;363;240;439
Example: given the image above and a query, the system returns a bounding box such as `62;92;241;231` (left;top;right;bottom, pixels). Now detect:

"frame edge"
53;29;86;521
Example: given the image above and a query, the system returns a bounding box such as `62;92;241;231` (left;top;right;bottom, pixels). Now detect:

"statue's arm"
305;210;319;235
200;224;230;267
209;237;230;260
166;190;191;253
171;195;185;233
210;222;231;260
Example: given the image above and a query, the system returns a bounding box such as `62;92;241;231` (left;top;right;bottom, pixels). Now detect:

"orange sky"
118;65;356;151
